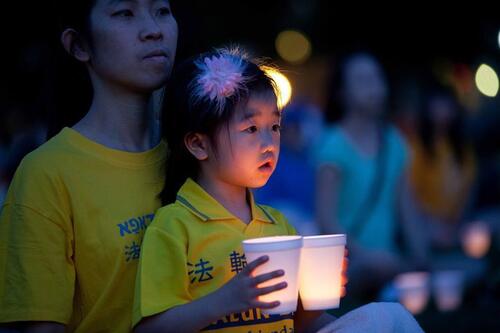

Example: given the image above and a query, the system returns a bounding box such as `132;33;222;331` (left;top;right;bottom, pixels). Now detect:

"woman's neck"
341;111;380;136
341;111;382;156
197;173;252;224
73;82;160;152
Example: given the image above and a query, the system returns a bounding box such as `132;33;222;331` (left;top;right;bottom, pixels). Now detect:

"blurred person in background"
313;51;429;302
409;81;477;251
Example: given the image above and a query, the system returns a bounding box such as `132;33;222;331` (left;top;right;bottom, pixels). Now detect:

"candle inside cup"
298;234;346;310
433;270;464;312
394;272;430;315
242;236;303;315
462;221;491;259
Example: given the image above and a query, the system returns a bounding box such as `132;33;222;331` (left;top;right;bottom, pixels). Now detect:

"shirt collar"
176;178;275;224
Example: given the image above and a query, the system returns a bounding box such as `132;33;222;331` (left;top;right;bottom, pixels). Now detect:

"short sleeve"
0;155;75;324
132;213;191;327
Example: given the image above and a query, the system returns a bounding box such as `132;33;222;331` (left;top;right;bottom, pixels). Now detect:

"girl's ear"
184;132;210;161
61;28;91;62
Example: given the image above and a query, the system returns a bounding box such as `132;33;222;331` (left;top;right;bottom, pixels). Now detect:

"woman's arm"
316;164;367;256
398;170;430;268
316;164;344;235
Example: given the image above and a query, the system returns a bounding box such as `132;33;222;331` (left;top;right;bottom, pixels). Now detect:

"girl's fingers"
243;255;269;275
254;300;280;309
255;281;287;296
252;270;284;285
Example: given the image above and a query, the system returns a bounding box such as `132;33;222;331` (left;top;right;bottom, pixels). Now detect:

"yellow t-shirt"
409;136;476;221
133;178;297;332
0;127;166;333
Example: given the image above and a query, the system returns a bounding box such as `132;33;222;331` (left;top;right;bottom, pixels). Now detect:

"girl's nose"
260;131;276;153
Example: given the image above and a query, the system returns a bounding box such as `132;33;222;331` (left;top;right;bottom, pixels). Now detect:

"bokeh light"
262;66;293;109
462;221;491;259
475;64;499;97
275;30;312;65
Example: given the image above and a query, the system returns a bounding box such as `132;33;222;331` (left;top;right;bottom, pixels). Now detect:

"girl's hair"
161;47;278;204
47;0;97;139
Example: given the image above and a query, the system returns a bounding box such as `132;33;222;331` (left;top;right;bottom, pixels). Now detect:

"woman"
0;0;177;331
314;52;428;299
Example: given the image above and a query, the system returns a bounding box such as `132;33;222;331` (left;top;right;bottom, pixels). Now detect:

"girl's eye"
272;124;281;132
113;9;133;18
157;7;171;16
245;126;258;134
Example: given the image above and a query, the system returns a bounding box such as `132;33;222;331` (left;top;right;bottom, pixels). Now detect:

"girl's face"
207;93;281;189
87;0;178;92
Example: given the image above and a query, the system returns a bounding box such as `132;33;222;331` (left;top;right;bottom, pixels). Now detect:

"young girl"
132;48;342;332
0;0;177;332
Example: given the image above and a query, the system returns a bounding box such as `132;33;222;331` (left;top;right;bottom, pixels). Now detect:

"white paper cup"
242;235;303;315
298;234;346;310
394;272;430;315
432;270;464;312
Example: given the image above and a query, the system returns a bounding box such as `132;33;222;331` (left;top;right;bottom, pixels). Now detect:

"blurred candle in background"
394;272;430;315
462;221;491;259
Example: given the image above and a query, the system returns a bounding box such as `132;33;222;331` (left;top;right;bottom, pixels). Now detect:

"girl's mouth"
259;161;273;172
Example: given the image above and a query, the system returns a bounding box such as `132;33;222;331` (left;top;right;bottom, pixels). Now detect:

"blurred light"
262;66;292;109
394;272;430;315
475;64;499;97
275;30;312;65
462;221;491;258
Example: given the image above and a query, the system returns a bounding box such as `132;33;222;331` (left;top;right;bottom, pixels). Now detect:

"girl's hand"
216;255;287;314
341;248;349;297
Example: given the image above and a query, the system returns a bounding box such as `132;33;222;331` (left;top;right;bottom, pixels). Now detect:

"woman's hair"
418;81;467;164
161;47;278;204
47;0;97;139
324;50;388;124
56;0;97;44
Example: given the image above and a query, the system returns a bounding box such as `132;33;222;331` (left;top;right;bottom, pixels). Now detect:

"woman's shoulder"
385;125;409;153
321;124;345;143
19;128;77;171
311;124;349;166
10;131;73;186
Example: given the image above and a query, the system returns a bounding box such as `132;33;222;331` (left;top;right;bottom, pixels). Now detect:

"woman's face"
429;95;455;132
86;0;178;92
342;54;388;118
